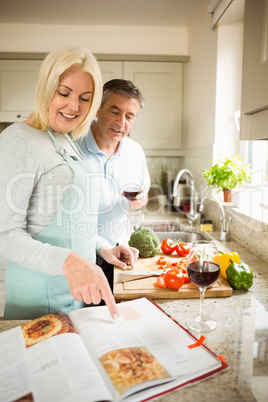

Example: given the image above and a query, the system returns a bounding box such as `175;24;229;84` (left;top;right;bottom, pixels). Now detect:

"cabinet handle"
16;114;29;118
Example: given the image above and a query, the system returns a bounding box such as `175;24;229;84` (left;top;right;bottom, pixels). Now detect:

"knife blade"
117;270;166;283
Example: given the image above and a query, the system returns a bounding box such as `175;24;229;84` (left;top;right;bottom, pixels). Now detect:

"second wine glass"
186;240;220;333
123;184;142;228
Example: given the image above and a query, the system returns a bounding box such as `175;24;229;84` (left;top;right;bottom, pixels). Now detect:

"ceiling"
0;0;243;27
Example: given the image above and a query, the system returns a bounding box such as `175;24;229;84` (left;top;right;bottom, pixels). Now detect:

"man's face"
96;92;140;144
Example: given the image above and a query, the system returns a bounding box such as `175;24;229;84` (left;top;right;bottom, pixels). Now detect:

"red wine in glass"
123;185;142;227
123;190;141;201
186;240;220;333
187;261;220;288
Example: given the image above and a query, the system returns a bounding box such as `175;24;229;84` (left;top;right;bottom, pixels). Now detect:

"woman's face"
48;66;94;134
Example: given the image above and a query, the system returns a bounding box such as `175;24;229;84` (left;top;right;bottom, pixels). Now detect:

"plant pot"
223;189;232;203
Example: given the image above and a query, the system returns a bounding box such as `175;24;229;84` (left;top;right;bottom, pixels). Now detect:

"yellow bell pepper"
213;252;241;280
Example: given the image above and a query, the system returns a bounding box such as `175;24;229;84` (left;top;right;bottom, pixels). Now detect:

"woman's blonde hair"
31;46;102;139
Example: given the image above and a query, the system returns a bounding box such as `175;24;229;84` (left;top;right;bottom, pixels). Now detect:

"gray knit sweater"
0;122;104;275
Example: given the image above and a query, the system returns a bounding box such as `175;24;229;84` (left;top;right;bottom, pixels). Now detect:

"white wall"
180;0;244;201
0;24;188;55
0;22;189;190
214;23;244;159
182;0;218;198
0;2;242;197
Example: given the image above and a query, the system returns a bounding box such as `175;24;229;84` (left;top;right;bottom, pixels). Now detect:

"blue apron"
4;130;100;319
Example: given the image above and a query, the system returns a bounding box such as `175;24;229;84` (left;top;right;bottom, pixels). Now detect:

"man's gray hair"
101;79;145;109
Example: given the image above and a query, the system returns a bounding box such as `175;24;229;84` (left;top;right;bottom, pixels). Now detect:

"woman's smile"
60;112;78;119
48;66;94;134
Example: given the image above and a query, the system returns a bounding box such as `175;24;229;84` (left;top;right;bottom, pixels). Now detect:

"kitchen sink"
156;231;207;243
142;223;180;232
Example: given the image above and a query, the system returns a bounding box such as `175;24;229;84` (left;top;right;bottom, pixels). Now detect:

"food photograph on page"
21;314;78;348
100;346;171;396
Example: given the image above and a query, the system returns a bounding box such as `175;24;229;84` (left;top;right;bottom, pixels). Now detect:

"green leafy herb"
202;155;252;192
42;325;52;333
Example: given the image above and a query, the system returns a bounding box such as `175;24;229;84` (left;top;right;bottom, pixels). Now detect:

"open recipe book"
0;298;228;402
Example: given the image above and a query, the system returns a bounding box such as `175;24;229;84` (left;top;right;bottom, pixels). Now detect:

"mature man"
78;79;150;288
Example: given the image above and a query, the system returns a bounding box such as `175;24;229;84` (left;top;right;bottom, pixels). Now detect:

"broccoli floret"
128;226;160;258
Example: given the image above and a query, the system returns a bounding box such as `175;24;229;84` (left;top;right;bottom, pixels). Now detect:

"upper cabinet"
0;60;42;122
0;59;184;155
240;0;268;140
99;61;184;155
98;61;123;83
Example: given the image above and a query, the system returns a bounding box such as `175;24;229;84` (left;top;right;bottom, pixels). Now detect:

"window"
236;140;268;223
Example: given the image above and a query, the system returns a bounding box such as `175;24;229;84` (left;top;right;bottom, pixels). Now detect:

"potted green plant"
202;155;252;202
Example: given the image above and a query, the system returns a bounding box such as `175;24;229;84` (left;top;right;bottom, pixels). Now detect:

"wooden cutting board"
114;252;233;301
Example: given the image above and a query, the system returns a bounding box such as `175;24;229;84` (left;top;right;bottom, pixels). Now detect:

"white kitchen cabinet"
0;59;184;153
0;60;42;122
240;0;268;140
124;62;183;153
99;61;183;155
98;61;123;83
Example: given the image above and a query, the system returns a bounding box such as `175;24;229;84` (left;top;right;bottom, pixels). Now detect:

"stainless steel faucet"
173;169;199;224
199;196;231;241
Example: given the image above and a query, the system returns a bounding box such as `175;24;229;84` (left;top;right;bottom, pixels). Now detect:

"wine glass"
123;184;142;228
186;240;220;333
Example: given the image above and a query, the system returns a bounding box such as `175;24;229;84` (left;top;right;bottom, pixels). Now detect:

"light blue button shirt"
78;127;151;246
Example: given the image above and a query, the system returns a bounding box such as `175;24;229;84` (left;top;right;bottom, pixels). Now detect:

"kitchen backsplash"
146;156;181;188
201;198;268;263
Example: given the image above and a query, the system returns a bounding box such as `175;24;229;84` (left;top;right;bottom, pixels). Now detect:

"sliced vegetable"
164;269;185;290
213;252;241;280
225;260;253;290
156;256;191;283
156;275;167;288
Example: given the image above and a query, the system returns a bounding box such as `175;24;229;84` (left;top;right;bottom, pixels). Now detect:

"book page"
0;326;32;402
25;333;113;402
0;319;114;402
70;298;221;399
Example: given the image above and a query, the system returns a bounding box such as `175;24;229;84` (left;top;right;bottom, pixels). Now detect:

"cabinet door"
0;60;43;122
98;61;123;84
240;0;268;140
123;62;183;152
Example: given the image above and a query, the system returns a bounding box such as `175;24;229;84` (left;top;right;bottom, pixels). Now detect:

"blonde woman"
0;46;138;320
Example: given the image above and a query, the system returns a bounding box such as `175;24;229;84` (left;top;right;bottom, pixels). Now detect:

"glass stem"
199;288;206;320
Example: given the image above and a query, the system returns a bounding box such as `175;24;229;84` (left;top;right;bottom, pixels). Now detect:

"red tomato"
164;269;185;290
174;244;189;257
156;275;167;288
161;238;176;254
161;238;190;257
180;242;190;253
174;242;190;257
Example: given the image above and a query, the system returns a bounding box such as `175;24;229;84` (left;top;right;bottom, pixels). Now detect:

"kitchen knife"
117;270;166;283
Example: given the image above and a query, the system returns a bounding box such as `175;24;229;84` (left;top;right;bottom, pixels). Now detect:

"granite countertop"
138;207;268;401
1;207;268;401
